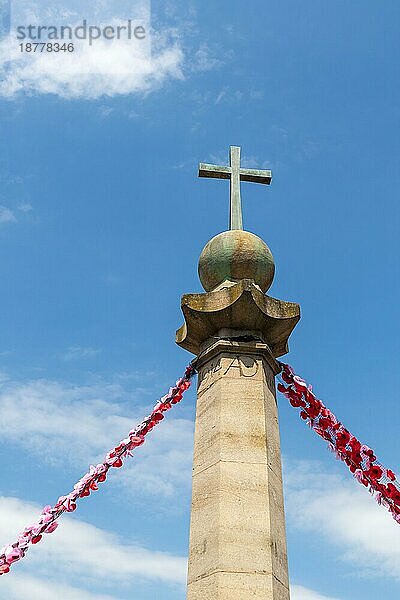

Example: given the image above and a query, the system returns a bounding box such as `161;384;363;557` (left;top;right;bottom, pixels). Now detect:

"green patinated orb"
198;230;275;293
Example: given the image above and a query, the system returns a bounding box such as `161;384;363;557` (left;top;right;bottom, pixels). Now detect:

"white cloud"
0;13;183;100
63;346;101;360
291;584;341;600
0;495;186;593
285;460;400;581
0;374;194;498
0;205;16;223
0;573;121;600
0;38;183;100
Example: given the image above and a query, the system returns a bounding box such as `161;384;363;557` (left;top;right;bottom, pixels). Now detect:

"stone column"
187;338;290;599
176;228;300;600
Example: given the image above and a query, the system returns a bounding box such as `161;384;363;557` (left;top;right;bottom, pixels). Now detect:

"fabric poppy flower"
387;469;396;481
129;435;145;447
318;417;332;430
31;535;42;544
321;430;333;443
281;371;293;385
320;407;330;418
4;546;23;564
43;522;58;534
360;445;376;462
349;438;361;453
289;394;304;408
151;411;164;423
171;392;183;404
185;365;195;378
65;498;77;512
279;387;293;401
335;429;351;450
366;465;383;481
306;401;321;419
386;483;400;505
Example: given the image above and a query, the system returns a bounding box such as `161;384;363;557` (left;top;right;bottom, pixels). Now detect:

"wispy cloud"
0;573;121;600
98;105;114;118
0;374;194;498
0;203;34;223
214;86;256;106
63;346;101;361
285;459;400;582
215;87;227;105
0;205;16;223
17;202;33;213
190;44;224;73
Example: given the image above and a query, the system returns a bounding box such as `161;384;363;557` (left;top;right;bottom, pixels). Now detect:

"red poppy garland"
278;363;400;524
0;363;196;576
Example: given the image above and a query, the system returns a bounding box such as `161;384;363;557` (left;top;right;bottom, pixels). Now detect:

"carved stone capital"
176;279;300;358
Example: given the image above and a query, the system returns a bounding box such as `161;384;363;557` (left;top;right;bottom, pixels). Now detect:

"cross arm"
198;163;232;180
239;168;272;185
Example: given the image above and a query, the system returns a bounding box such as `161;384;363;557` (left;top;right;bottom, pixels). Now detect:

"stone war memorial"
177;145;300;599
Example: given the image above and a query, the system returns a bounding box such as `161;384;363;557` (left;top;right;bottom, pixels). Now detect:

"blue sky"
0;1;399;599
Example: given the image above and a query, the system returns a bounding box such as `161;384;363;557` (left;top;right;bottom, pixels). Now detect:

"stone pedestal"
177;279;300;599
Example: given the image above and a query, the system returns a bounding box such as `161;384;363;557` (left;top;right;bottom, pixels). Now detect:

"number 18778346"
19;42;74;52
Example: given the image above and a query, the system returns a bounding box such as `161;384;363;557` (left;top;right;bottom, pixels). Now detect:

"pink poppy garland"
278;363;400;524
0;363;196;576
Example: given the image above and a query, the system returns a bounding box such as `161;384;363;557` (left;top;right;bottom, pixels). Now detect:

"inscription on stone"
223;356;259;378
198;355;260;395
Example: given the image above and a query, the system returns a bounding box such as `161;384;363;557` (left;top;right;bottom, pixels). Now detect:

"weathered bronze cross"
198;146;272;230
